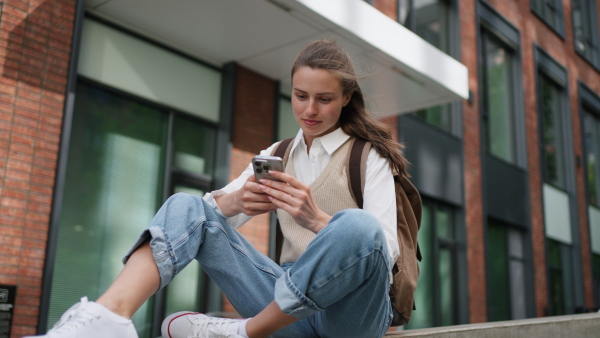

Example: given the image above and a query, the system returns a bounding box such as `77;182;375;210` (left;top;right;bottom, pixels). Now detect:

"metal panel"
485;154;529;226
400;115;463;206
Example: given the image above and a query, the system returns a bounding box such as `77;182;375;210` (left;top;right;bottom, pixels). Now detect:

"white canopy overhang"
85;0;468;118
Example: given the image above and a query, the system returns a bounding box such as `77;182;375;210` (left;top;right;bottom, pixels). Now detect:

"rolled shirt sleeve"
363;147;400;270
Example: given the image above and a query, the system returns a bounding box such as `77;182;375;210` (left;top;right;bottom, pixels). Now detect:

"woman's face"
291;67;351;146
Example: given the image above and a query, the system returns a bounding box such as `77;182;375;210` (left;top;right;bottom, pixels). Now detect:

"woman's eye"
320;98;331;103
296;94;307;100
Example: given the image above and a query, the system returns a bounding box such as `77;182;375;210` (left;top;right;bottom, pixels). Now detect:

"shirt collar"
290;128;351;156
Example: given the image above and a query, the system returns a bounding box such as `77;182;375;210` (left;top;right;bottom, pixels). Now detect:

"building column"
0;0;77;336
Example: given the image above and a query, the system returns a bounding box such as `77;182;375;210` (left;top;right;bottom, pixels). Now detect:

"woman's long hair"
291;40;409;177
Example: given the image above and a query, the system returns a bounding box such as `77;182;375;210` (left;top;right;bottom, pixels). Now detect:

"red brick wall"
373;0;399;141
232;66;277;154
0;0;76;336
222;65;276;315
373;0;398;21
459;0;487;323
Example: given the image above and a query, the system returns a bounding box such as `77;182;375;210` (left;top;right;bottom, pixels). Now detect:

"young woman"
29;40;409;338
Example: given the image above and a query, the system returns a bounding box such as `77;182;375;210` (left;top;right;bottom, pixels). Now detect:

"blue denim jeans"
124;193;393;338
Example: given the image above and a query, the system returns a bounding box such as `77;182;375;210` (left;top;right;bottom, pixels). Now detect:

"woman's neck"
304;136;313;153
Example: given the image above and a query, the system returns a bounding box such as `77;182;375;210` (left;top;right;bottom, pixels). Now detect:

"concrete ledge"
384;313;600;337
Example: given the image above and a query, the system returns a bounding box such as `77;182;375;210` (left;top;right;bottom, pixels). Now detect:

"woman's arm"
363;148;399;267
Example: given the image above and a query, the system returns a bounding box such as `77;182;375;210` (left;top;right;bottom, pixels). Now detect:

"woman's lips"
303;119;320;126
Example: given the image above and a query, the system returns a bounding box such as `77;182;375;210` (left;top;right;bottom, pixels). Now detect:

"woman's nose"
306;100;318;114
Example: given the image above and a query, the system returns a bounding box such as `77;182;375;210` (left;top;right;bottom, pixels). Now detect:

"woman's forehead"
292;67;343;92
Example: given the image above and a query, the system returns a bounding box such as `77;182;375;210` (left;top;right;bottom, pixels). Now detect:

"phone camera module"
256;167;263;174
263;165;270;171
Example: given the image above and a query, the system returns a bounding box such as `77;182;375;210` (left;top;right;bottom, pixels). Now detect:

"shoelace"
50;297;101;334
190;316;242;338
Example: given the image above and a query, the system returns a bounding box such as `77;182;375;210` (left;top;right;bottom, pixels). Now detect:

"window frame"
531;0;565;38
535;48;570;191
534;46;586;316
477;1;526;168
399;0;462;136
571;0;600;69
485;219;529;321
405;198;461;329
40;13;226;336
578;81;600;309
579;82;600;208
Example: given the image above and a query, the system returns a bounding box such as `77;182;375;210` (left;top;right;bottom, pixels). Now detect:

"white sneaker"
23;296;138;338
161;312;245;338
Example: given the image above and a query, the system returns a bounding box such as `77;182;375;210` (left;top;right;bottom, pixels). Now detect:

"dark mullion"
432;203;442;327
480;30;491;152
504;227;513;320
594;119;600;207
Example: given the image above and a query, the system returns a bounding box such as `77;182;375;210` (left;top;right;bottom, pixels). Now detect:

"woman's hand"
215;175;278;217
257;171;331;234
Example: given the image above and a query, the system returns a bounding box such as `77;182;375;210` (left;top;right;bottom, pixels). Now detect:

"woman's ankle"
96;296;132;319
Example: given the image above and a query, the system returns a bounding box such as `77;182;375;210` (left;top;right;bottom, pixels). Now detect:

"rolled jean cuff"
122;226;174;291
274;269;323;319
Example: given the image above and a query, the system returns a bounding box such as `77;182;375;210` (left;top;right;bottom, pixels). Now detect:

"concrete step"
384;313;600;337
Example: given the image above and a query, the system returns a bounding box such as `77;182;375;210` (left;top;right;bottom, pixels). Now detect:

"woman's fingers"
265;171;303;189
238;175;277;215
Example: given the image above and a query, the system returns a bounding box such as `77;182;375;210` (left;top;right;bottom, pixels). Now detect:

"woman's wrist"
214;192;241;217
311;212;331;234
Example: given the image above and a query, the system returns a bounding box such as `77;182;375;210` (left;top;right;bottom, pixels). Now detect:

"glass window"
487;220;527;321
78;19;222;123
406;200;459;329
532;0;563;33
487;222;510;321
48;82;218;337
482;33;517;163
547;239;575;315
572;0;599;65
584;107;600;206
48;83;167;337
593;253;600;307
539;74;566;189
277;96;298;140
414;0;449;52
583;103;600;305
398;0;411;26
172;115;217;176
409;0;455;132
415;104;452;132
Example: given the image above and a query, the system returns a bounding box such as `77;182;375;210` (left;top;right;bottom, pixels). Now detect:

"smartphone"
252;155;285;182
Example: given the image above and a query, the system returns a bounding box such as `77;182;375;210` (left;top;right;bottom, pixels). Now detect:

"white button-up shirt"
204;128;399;270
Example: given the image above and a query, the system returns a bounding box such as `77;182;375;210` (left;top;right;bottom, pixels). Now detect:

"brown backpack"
273;137;422;326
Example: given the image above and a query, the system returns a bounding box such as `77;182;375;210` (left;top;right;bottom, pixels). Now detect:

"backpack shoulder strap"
272;138;294;164
348;138;371;208
348;139;423;263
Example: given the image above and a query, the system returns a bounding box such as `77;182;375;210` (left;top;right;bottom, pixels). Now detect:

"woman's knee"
327;209;385;244
151;192;208;230
164;192;199;208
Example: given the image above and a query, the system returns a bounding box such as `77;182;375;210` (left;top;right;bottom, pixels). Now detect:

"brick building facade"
0;0;599;337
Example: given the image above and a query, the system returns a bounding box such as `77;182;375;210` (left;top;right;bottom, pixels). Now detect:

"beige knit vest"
277;139;359;264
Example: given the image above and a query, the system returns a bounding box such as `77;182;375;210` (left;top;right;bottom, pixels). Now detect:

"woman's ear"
343;92;353;107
